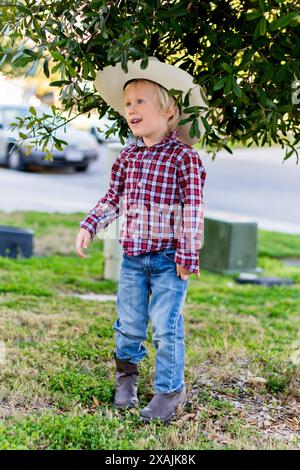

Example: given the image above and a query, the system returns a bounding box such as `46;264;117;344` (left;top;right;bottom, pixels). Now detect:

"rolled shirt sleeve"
174;149;206;275
80;150;126;240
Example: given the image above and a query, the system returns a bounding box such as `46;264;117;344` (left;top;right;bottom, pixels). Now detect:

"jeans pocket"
162;248;176;263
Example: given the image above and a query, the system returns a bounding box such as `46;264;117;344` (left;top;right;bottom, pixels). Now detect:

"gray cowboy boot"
113;354;139;408
140;386;186;423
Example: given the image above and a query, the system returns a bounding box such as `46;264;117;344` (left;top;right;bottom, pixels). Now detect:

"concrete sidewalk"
0;167;99;213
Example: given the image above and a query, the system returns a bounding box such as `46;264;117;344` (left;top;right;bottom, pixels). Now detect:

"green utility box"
200;216;258;274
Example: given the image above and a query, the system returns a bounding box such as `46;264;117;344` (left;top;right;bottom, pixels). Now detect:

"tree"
0;0;299;162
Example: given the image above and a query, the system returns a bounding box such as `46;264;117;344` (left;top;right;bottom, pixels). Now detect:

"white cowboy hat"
93;56;208;146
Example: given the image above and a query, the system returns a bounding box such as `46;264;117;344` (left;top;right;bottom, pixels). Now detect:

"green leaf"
258;0;267;12
213;77;227;91
253;17;266;40
223;143;233;154
168;88;183;96
193;119;201;139
82;61;90;79
17;4;32;15
49;80;70;87
232;78;242;98
51;51;65;62
29;106;37;117
221;63;232;73
204;25;217;44
183;106;201;114
101;28;109;39
271;113;278;137
261;67;273;83
277;105;291;113
24;145;33;156
141;57;149;70
53;136;68;147
201;116;212;133
33;16;45;37
259;17;267;36
43;58;50;78
188;119;200;140
199;86;208;106
283;148;295;162
178;116;195;125
183;91;190;107
274;66;288;82
25;59;39;77
246;11;262;21
0;53;8;67
53;141;63;151
266;98;276;109
12;55;35;68
26;121;35;130
23;49;38;58
45;151;53;161
269;12;299;31
224;77;233;95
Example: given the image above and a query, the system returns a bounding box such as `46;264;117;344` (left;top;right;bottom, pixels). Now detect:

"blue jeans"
113;247;189;394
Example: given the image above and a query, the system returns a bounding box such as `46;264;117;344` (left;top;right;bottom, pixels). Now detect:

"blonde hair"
123;78;181;132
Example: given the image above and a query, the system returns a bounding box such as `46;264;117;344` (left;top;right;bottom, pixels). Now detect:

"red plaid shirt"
80;129;206;275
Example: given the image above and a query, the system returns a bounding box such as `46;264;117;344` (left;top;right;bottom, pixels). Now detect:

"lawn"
0;210;299;450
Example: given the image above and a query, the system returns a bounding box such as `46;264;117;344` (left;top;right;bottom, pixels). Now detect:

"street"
0;144;299;234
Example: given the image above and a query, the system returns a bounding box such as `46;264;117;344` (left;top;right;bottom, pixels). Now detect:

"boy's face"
123;80;174;143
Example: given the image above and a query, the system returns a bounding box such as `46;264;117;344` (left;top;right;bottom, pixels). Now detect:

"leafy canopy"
0;0;299;162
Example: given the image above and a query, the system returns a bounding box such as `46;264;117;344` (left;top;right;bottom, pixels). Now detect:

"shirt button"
137;181;143;188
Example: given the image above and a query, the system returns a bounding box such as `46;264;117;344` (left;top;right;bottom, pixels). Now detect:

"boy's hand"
176;264;192;280
176;264;200;280
76;228;92;258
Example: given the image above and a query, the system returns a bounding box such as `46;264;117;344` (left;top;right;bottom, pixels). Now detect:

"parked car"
90;115;121;144
0;104;100;172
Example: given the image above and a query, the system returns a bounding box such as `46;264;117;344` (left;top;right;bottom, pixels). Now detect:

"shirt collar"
134;129;179;149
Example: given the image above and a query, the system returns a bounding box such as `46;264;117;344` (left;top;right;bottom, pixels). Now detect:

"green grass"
0;210;300;450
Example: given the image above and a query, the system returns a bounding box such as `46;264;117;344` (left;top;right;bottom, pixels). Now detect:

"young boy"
76;57;207;423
